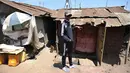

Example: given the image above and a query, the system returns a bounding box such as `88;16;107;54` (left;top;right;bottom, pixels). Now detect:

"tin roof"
0;0;56;17
56;7;124;18
105;18;122;27
115;13;130;26
17;2;57;17
59;18;121;27
56;6;130;27
106;6;129;13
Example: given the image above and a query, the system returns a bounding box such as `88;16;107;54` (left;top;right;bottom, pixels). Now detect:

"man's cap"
64;12;72;17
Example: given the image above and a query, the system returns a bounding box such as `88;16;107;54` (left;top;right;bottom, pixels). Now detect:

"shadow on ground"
103;53;121;66
57;51;98;66
53;62;62;69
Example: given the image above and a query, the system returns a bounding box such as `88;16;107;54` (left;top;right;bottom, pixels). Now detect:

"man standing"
61;12;75;72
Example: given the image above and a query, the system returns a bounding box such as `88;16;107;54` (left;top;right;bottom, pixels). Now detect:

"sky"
11;0;130;11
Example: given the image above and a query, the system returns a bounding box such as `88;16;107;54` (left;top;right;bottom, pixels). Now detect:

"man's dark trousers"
62;41;73;67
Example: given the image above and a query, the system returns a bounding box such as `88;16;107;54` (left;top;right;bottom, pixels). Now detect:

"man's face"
65;15;71;20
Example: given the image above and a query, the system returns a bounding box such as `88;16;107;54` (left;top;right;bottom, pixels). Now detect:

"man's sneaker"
62;67;69;72
69;65;75;68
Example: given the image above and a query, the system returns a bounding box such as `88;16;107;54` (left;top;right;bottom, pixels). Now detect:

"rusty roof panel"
105;18;121;27
56;7;121;18
115;13;130;26
17;3;57;17
59;18;121;27
0;0;54;16
107;6;129;13
70;18;92;25
56;6;130;27
82;8;97;17
92;18;103;25
95;8;116;17
71;10;82;17
56;9;65;18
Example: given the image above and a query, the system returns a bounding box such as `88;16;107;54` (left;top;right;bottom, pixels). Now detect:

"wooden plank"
101;27;107;65
124;33;130;64
97;26;107;65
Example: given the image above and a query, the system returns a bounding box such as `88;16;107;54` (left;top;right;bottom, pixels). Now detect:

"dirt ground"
0;47;130;73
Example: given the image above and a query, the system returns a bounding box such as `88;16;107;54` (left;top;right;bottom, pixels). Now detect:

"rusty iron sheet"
56;9;65;18
75;25;97;53
115;13;130;26
58;18;122;27
107;6;129;13
70;18;92;25
0;0;52;16
105;18;121;27
56;6;129;18
56;6;130;27
81;8;96;17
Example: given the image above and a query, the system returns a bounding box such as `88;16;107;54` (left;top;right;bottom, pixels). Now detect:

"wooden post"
99;27;107;65
97;25;107;66
125;33;130;64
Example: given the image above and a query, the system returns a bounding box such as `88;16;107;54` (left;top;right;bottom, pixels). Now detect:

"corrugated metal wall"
75;24;98;53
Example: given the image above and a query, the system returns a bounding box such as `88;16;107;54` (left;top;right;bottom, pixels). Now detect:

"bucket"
8;54;20;66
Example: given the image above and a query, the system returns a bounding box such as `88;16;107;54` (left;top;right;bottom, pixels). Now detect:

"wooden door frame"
96;24;107;66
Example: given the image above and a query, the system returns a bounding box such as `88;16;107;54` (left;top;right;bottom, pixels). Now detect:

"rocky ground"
0;47;130;73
